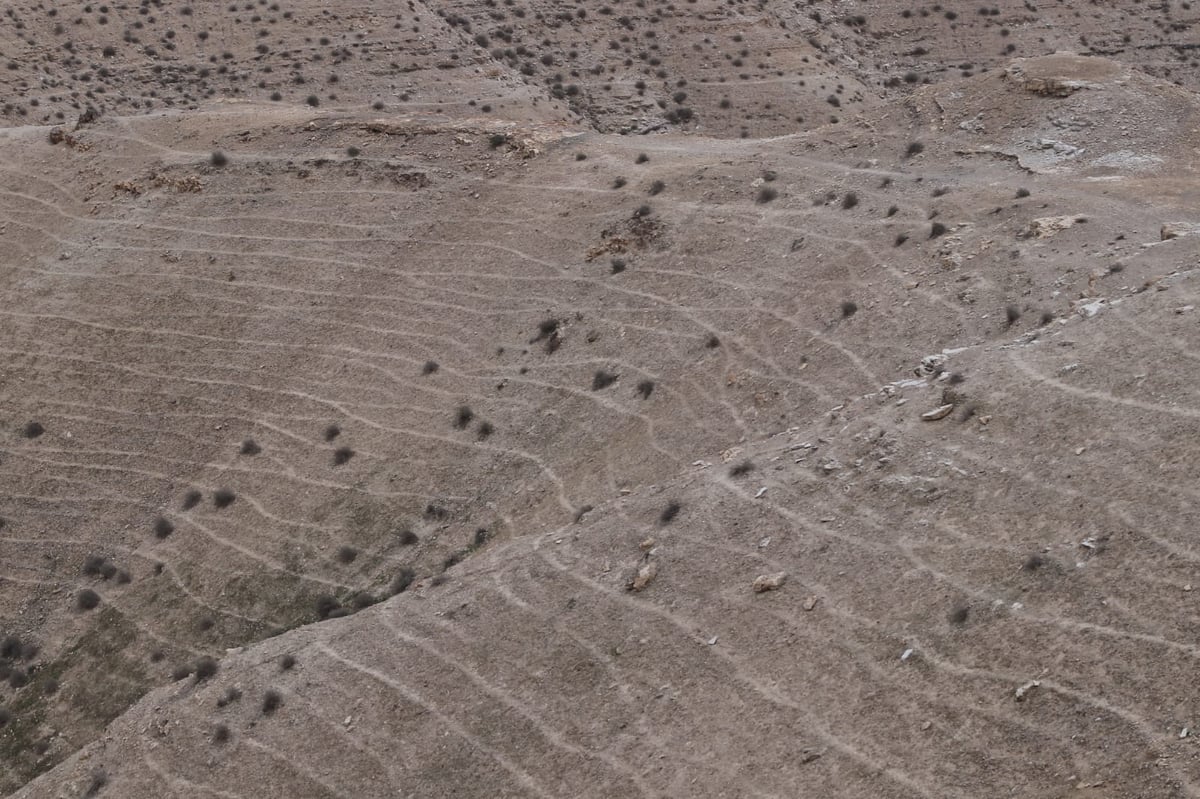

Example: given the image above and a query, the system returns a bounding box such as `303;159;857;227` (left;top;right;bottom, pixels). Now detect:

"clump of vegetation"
705;334;721;348
210;150;228;167
1005;305;1021;327
280;654;296;671
841;192;859;210
336;545;358;564
949;605;970;625
1015;187;1031;198
333;447;355;466
422;360;439;375
76;589;101;611
194;656;218;681
213;724;230;744
905;141;924;158
611;258;626;274
21;421;44;439
390;567;416;595
648;180;665;196
239;439;261;455
841;300;858;318
659;501;682;525
757;186;778;204
729;460;754;477
182;490;203;510
894;233;909;247
212;489;236;509
635;153;649;164
324;424;341;441
636;380;655;399
929;222;948;239
592;370;619;390
488;132;508;149
454;406;474;429
261;689;282;715
153;516;174;539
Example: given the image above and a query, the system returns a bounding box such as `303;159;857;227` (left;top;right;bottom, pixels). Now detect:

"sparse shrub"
454;406;474;429
575;152;587;161
210;150;228;167
841;300;858;318
171;664;192;681
532;318;559;342
347;146;360;157
612;176;627;189
212;489;236;509
729;460;754;477
0;707;10;727
648;180;665;195
315;595;341;619
83;554;107;577
488;132;508;148
1005;305;1021;327
841;192;859;210
261;689;282;715
323;424;341;441
611;258;626;274
949;605;969;625
705;334;720;348
182;490;202;510
21;421;44;439
1039;311;1054;326
280;654;296;671
398;528;419;545
239;439;260;455
477;421;494;440
0;636;19;659
83;770;108;798
152;513;174;537
636;380;655;399
1015;187;1030;198
633;203;652;218
931;186;950;197
635;153;649;164
421;360;439;375
592;370;618;390
1023;554;1044;571
886;205;898;217
929;222;948;239
905;141;924;158
894;233;909;247
213;724;230;744
391;567;416;595
336;545;358;564
216;686;242;706
332;446;355;466
306;95;319;107
8;669;28;689
76;589;101;610
659;501;681;525
757;186;778;204
194;656;218;681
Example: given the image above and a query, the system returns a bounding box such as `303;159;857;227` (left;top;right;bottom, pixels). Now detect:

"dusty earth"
2;1;1200;797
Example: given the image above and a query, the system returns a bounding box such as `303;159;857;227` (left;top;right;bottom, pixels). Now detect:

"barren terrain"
2;1;1200;797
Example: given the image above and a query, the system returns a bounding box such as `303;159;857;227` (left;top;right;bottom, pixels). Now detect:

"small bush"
306;95;319;107
332;447;355;466
1015;187;1031;198
261;689;282;715
216;686;242;706
210;150;228;167
905;141;924;158
612;176;627;189
1039;311;1054;326
182;490;202;510
0;636;19;659
648;180;665;196
21;421;44;439
949;605;969;625
635;153;649;164
592;370;618;390
841;192;859;210
347;146;360;158
886;205;898;217
194;656;218;681
391;567;416;595
1005;305;1021;327
336;545;358;564
153;517;174;539
729;460;754;477
83;771;108;798
213;724;230;744
171;664;192;681
894;233;909;247
756;186;778;204
531;318;559;342
398;528;419;545
477;421;494;440
488;133;508;148
421;360;439;375
610;258;626;274
705;334;720;348
76;589;101;611
633;204;652;218
454;406;474;429
929;222;948;239
280;654;296;671
659;501;681;525
636;380;655;399
239;439;261;455
841;300;858;318
324;424;341;441
315;595;341;619
0;707;10;727
1023;554;1044;571
213;489;236;509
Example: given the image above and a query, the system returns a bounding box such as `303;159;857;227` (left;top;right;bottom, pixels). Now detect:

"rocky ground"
2;1;1200;797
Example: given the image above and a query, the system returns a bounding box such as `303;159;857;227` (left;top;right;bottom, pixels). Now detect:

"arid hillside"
2;2;1200;798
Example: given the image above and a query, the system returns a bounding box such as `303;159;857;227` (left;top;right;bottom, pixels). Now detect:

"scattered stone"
1160;222;1200;241
802;595;819;611
921;404;955;421
628;560;658;592
639;537;656;552
1024;214;1085;238
1015;680;1040;701
752;573;787;593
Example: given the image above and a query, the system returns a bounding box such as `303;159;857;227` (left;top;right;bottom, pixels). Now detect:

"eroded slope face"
4;48;1200;799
